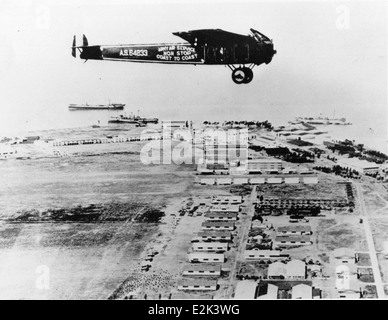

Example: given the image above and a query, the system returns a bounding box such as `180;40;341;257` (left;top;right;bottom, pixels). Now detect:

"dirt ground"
255;180;347;200
1;125;388;300
0;134;239;299
0;221;158;299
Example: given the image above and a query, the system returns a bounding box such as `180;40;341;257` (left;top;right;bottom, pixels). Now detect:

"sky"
0;0;387;137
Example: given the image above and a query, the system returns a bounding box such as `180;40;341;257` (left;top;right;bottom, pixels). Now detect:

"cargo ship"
69;102;125;110
109;112;159;125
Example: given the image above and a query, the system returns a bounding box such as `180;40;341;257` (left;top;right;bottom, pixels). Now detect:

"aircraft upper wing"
172;29;251;46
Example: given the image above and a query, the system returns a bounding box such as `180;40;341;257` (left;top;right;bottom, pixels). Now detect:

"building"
192;231;232;242
267;262;287;279
204;212;238;221
244;250;290;261
234;280;258;299
337;157;380;175
291;284;312;299
187;252;225;263
274;235;312;248
267;177;283;184
203;144;248;165
284;177;300;184
199;178;216;185
337;284;362;299
335;265;358;290
210;205;240;213
277;225;312;236
197;128;249;174
233;177;249;185
333;248;358;264
162;120;188;130
192;242;229;252
202;221;235;231
177;279;218;291
286;260;306;280
250;177;266;184
256;283;278;299
247;158;283;174
182;264;221;277
212;196;243;205
216;178;232;185
302;176;319;184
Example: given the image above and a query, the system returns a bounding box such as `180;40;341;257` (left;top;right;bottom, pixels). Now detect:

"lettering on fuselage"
119;49;148;57
156;45;198;62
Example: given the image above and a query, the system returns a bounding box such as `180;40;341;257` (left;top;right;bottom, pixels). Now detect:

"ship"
69;102;125;110
108;112;159;125
290;116;352;126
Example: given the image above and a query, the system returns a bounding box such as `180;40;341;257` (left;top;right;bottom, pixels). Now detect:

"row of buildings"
178;196;243;292
198;175;319;186
255;197;349;215
234;280;321;299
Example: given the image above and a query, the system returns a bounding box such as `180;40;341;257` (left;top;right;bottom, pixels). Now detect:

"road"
225;187;256;298
355;182;386;299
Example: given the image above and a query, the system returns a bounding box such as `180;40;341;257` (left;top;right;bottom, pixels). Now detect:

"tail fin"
72;35;76;58
83;34;89;47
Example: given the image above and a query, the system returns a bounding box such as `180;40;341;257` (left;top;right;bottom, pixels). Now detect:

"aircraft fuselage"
74;29;276;84
81;41;274;66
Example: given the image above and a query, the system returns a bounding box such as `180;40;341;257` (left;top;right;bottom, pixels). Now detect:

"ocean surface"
0;103;387;154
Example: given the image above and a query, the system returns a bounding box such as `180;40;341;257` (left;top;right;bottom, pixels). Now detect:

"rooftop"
268;262;287;276
205;212;238;218
202;221;235;227
337;157;380;169
178;279;218;287
234;280;258;299
292;284;312;299
248;158;283;163
277;225;312;233
275;235;312;242
197;231;232;237
286;260;306;278
182;264;221;272
257;283;278;299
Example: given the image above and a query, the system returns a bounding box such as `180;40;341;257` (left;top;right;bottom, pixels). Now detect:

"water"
0;103;386;154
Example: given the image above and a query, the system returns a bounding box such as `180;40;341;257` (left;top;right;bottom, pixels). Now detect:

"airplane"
72;28;276;84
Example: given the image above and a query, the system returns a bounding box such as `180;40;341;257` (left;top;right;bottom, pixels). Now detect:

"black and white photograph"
0;0;387;305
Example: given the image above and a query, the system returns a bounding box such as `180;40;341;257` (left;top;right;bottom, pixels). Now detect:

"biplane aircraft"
72;28;276;84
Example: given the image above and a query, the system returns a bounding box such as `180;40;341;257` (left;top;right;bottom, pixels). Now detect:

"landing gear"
229;65;255;84
244;68;253;84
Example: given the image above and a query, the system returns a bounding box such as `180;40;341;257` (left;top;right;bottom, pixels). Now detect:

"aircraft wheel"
231;68;247;84
243;68;254;84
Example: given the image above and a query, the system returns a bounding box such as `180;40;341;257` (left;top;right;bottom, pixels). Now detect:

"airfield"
0;124;388;299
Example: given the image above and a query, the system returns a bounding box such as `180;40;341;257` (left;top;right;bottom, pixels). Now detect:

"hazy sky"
0;0;386;134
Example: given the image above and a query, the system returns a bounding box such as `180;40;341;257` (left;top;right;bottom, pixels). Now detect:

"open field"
0;152;196;217
255;180;347;200
1;124;388;299
0;136;238;299
0;222;158;299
